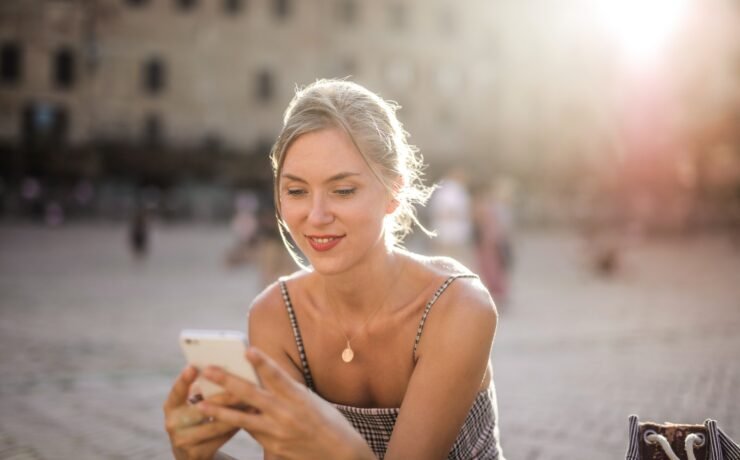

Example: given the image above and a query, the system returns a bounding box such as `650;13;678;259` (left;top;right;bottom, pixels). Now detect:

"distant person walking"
129;206;149;260
473;180;516;307
225;191;259;268
429;168;475;269
255;190;295;288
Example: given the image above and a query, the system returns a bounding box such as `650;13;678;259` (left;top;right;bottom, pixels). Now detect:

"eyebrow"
281;172;361;184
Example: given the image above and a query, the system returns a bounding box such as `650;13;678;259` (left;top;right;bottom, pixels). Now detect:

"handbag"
626;415;740;460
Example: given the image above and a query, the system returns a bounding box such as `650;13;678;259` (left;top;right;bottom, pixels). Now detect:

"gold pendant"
341;343;354;363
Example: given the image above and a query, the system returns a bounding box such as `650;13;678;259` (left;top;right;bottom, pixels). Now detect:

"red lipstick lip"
305;234;345;252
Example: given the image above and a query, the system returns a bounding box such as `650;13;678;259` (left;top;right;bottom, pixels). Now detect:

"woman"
472;182;514;308
164;80;504;459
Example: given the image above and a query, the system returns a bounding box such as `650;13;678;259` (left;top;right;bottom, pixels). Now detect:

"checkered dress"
279;275;503;459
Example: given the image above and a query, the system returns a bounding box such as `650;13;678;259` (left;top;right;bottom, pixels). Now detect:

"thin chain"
324;257;407;347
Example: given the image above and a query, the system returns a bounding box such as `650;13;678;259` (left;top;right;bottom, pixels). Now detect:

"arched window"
256;70;274;103
143;57;166;95
224;0;244;14
176;0;197;11
53;47;76;89
1;42;22;85
125;0;150;7
337;0;357;25
273;0;290;20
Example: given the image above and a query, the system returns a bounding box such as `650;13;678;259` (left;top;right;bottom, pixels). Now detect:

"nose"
307;194;334;226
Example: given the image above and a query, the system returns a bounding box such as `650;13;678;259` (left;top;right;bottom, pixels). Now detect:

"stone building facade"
0;0;504;162
1;0;738;227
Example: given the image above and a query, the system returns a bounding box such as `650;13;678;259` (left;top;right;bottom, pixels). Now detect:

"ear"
386;197;400;214
385;176;404;214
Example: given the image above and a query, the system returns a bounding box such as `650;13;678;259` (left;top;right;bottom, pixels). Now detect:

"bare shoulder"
247;270;311;335
247;271;312;383
412;253;497;319
408;256;498;334
247;281;284;329
425;254;476;278
434;274;498;331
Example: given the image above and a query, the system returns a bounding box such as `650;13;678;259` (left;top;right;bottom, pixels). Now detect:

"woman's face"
279;127;393;275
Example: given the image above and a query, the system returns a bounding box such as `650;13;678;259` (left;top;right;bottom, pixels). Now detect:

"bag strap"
643;429;706;460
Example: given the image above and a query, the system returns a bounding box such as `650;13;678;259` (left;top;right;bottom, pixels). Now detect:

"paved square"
1;224;738;459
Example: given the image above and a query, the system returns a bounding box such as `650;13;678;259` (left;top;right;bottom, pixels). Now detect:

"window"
144;113;164;147
143;57;166;95
53;47;76;89
388;2;407;31
223;0;244;14
175;0;197;11
256;70;273;103
438;5;457;36
273;0;290;20
21;102;69;148
337;0;357;25
1;42;22;85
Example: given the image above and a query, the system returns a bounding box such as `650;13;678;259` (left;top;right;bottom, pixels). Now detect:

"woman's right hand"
164;366;239;460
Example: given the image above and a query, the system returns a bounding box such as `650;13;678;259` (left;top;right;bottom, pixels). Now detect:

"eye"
335;188;356;196
286;188;307;197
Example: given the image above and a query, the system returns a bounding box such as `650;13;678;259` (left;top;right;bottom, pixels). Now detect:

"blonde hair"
270;79;434;266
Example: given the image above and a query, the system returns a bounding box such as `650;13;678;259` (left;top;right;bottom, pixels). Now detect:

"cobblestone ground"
1;223;738;459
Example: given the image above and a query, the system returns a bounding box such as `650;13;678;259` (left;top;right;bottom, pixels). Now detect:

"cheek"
349;198;388;234
279;200;304;234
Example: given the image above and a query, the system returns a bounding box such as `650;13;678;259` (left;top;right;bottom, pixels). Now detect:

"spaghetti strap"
278;279;316;391
413;274;478;361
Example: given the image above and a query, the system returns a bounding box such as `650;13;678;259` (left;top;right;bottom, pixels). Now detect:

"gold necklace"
325;258;406;364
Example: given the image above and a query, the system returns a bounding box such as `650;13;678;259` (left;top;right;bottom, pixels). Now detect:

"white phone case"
179;329;260;398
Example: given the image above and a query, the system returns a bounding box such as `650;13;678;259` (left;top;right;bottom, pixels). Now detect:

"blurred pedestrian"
473;179;516;308
224;191;259;268
429;168;475;269
129;205;149;260
254;190;295;287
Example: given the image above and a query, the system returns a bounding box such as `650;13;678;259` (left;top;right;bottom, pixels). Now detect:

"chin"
306;256;351;276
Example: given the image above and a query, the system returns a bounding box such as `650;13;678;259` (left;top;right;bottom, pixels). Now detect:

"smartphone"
179;329;260;398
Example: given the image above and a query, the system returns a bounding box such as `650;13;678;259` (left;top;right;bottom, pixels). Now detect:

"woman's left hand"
197;347;374;460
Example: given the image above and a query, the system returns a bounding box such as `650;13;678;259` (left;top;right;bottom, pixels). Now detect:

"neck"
321;245;405;319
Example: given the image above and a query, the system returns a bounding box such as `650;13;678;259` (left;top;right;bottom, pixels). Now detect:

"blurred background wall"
0;0;738;231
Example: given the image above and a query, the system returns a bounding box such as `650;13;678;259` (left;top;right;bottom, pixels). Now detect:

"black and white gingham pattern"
334;387;500;459
280;274;502;459
332;404;398;458
279;279;315;391
625;415;740;460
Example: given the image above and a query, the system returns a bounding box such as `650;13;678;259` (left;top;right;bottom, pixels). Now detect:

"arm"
198;283;377;460
384;277;498;460
247;284;312;460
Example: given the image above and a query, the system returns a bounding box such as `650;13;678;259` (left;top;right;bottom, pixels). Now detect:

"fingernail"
246;347;260;361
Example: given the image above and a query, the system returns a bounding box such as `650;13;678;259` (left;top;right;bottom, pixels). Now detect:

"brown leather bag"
639;422;708;460
626;415;740;460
